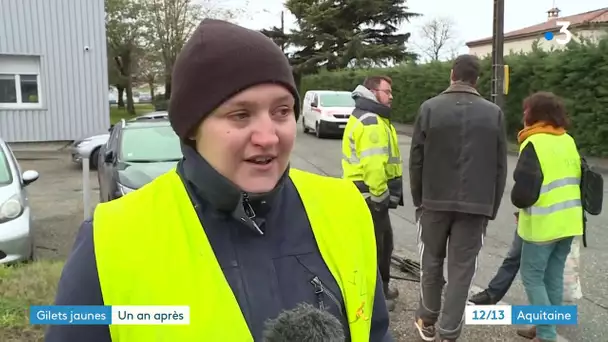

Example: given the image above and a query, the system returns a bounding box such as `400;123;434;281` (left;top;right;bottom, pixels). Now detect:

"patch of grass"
110;103;155;124
0;261;65;342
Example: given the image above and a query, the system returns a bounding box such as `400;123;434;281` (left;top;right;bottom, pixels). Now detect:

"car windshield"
120;125;182;162
0;148;13;185
320;93;355;107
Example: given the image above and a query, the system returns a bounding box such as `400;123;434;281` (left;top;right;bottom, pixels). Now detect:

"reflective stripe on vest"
524;176;581;215
342;113;401;165
353;177;403;203
93;168;377;342
517;133;583;242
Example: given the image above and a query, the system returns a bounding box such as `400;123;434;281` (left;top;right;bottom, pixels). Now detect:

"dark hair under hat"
168;19;300;140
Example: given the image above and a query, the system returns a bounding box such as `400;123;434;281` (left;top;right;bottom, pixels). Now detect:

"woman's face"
193;83;297;193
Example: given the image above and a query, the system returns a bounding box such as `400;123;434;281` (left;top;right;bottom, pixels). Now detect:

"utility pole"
280;11;285;52
491;0;505;108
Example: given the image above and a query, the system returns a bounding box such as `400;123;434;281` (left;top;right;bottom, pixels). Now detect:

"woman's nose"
250;117;279;146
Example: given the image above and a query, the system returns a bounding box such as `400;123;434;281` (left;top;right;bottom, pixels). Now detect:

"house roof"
466;7;608;47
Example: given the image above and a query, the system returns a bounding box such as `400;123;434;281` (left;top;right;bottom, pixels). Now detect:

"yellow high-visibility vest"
518;133;583;242
342;112;403;202
93;168;378;341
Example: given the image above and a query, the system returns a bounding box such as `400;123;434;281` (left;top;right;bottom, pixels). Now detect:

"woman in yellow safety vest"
46;19;392;342
511;91;583;342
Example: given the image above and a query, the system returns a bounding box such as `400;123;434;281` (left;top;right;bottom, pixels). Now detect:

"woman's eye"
275;107;292;117
230;112;249;120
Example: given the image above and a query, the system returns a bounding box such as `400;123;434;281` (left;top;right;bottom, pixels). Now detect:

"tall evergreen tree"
284;0;420;73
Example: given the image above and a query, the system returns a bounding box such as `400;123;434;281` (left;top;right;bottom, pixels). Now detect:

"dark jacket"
409;82;508;219
45;145;392;342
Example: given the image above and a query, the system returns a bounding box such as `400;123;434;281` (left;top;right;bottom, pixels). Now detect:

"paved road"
290;125;606;341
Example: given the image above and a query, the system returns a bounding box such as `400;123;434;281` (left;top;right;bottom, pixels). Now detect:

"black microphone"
262;303;345;342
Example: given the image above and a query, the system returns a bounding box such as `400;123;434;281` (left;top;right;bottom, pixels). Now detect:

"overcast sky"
214;0;606;59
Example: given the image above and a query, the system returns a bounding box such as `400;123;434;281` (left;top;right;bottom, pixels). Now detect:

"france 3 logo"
544;21;572;45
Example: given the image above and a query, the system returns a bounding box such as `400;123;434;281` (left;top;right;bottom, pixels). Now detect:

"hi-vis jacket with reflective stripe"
518;133;583;242
342;86;403;206
93;168;378;342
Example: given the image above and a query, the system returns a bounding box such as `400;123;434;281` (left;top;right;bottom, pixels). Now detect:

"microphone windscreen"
262;303;345;342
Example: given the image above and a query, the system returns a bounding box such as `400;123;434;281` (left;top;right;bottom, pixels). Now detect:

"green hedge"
300;36;608;156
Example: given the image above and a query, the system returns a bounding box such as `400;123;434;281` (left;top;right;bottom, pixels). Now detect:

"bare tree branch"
414;17;460;62
141;0;244;98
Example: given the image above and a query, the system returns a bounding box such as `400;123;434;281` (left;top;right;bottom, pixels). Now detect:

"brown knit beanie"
168;19;300;140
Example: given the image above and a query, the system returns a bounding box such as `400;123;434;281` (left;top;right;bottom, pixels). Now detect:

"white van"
301;90;355;138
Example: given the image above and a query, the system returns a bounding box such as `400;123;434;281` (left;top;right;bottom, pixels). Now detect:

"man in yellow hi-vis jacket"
342;76;403;312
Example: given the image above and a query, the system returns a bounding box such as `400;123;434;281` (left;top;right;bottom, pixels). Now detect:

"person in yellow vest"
45;19;392;342
341;76;403;312
512;91;583;342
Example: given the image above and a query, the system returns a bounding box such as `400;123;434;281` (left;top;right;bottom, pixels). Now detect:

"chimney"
547;7;561;20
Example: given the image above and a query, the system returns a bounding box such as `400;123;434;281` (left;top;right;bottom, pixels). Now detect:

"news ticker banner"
30;304;577;326
30;306;190;325
465;305;577;325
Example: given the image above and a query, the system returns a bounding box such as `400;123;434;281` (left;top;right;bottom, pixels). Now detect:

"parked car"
97;115;181;202
0;137;39;264
70;111;169;170
131;111;168;121
301;90;355;138
70;132;110;170
138;93;153;103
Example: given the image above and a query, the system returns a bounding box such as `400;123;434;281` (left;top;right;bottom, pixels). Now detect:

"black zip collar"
177;143;287;235
353;96;391;119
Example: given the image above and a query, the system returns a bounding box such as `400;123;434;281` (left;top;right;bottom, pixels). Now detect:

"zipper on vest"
310;276;343;315
310;276;326;310
242;192;263;235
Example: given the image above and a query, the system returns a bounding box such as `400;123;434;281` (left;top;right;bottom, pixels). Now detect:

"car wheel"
89;148;100;170
315;121;325;139
302;117;310;133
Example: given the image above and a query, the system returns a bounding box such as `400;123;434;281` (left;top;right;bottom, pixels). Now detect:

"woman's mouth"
245;156;276;165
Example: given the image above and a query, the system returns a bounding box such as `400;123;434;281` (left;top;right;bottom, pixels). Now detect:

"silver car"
70;132;110;170
0;138;39;264
70;112;168;170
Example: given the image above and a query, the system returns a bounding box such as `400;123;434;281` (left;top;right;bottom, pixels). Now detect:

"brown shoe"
385;286;399;300
383;282;399;300
413;318;436;341
516;326;536;339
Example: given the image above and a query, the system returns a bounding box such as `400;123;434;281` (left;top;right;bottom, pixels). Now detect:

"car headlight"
118;183;135;196
76;139;93;148
0;194;24;223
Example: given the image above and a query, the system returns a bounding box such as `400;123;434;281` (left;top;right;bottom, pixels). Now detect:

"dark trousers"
369;205;394;287
486;230;522;301
416;209;487;340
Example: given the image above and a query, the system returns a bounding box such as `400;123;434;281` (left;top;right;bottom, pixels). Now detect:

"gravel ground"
16;152;99;261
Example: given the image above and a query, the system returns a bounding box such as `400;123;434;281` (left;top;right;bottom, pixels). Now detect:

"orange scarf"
517;121;566;144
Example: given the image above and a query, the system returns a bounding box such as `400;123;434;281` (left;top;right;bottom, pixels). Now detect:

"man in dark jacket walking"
409;54;508;342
